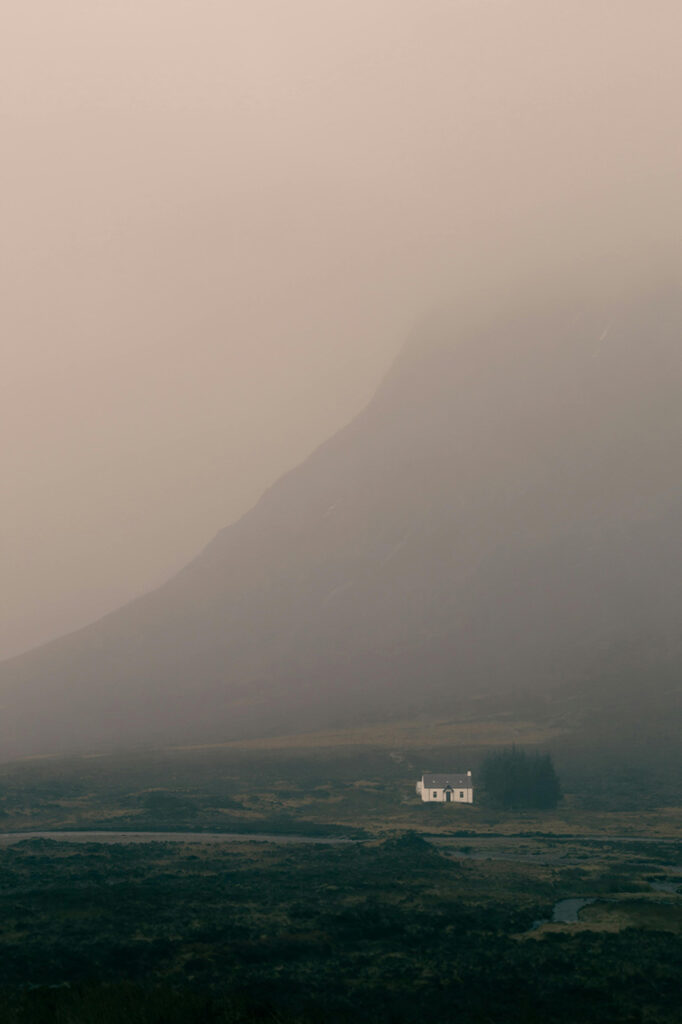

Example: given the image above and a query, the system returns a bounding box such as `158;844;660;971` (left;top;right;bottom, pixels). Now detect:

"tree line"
480;747;562;809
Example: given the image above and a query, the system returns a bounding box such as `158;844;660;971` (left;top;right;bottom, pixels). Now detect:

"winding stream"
0;831;355;846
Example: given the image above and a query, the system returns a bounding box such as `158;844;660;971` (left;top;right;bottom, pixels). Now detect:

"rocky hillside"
2;286;681;756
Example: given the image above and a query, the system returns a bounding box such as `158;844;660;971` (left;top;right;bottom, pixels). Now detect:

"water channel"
0;831;355;847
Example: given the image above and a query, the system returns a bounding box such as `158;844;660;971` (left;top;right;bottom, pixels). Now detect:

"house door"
445;790;452;802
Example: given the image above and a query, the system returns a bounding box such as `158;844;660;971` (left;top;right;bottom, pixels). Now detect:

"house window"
433;792;437;798
459;792;464;799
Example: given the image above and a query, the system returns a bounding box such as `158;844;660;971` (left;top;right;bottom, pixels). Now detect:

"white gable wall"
422;786;473;804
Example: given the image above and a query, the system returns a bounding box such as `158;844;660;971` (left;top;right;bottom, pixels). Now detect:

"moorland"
0;711;681;1022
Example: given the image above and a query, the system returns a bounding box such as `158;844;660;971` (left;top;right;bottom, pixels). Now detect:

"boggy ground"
1;716;682;1021
0;833;681;1023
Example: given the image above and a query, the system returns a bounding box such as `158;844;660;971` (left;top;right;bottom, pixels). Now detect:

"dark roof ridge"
422;772;473;788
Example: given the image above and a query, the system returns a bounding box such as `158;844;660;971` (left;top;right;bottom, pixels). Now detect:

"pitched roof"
422;773;473;789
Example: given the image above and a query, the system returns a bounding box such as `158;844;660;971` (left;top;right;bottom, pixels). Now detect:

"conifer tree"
480;747;561;809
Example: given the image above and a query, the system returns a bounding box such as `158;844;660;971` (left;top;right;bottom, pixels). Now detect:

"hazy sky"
3;1;681;659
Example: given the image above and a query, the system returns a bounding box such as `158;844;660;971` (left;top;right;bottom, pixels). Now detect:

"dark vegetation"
480;748;562;809
0;729;681;1021
0;835;681;1023
0;720;677;842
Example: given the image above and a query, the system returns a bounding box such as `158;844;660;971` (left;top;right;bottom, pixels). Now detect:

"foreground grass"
1;715;682;1022
0;835;680;1023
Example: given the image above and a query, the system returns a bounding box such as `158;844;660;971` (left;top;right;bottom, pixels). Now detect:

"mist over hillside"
2;285;682;757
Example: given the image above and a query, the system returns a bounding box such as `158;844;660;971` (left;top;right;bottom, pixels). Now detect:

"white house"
416;771;473;804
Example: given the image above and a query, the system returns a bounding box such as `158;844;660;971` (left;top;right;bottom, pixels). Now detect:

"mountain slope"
3;287;682;756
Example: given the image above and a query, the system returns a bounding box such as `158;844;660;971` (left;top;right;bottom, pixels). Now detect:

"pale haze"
2;1;681;660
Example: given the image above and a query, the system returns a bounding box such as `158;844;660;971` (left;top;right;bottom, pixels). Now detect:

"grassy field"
175;715;566;752
0;714;681;1021
1;713;681;840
